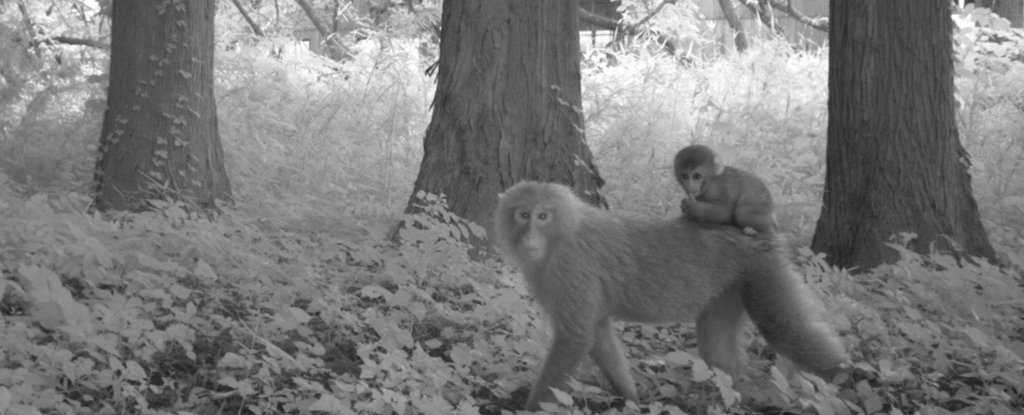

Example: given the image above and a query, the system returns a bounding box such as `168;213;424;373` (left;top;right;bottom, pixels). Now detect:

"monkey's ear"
712;155;725;176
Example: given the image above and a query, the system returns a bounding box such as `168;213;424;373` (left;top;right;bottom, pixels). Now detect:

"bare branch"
229;0;265;37
15;0;35;37
780;0;828;32
744;0;828;33
51;36;108;49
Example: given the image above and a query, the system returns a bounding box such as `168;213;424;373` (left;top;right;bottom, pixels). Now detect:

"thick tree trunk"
406;0;606;239
812;0;996;269
94;0;232;212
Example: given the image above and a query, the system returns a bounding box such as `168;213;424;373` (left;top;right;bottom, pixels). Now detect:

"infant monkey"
674;144;777;235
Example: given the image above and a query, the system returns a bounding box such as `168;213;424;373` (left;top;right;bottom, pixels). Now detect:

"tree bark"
94;0;232;212
812;0;996;269
717;0;749;52
406;0;606;243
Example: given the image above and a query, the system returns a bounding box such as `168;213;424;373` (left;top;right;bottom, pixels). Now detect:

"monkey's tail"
740;258;849;380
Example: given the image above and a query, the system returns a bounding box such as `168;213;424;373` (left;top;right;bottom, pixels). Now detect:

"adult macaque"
494;181;847;410
674;144;777;235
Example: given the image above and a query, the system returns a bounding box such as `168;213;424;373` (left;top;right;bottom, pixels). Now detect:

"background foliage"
1;1;1023;414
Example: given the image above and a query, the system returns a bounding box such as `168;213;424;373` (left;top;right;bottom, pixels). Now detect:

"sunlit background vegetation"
1;1;1023;414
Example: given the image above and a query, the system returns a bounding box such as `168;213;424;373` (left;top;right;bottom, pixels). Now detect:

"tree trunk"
978;0;1023;28
406;0;606;241
717;0;749;52
94;0;232;212
812;0;996;269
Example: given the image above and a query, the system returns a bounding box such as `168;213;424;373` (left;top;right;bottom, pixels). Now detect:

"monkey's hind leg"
696;285;748;378
740;263;849;380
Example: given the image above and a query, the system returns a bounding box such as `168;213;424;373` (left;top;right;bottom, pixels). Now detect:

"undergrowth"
2;183;1022;414
2;7;1024;414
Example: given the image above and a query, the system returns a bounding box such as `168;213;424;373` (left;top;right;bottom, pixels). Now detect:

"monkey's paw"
680;198;696;214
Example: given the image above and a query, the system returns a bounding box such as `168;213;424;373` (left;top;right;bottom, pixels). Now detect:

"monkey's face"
674;145;722;199
677;168;708;198
511;206;553;261
495;181;579;267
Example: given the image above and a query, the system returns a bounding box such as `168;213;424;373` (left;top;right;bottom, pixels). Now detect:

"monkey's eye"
692;173;703;180
680;173;689;180
536;212;549;221
517;210;531;220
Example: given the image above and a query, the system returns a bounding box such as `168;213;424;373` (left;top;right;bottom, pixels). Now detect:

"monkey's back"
701;167;773;205
554;207;772;324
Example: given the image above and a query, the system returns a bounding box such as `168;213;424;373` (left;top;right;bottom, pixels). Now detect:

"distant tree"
812;0;996;269
404;0;606;239
94;0;232;212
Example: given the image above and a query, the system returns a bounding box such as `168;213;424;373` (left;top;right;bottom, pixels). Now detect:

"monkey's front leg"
526;327;595;410
681;198;733;224
589;318;638;402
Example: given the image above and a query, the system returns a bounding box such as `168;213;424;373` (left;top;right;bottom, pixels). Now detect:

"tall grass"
216;39;431;235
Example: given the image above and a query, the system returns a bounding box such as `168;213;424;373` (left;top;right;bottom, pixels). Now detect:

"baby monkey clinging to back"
674;144;777;235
